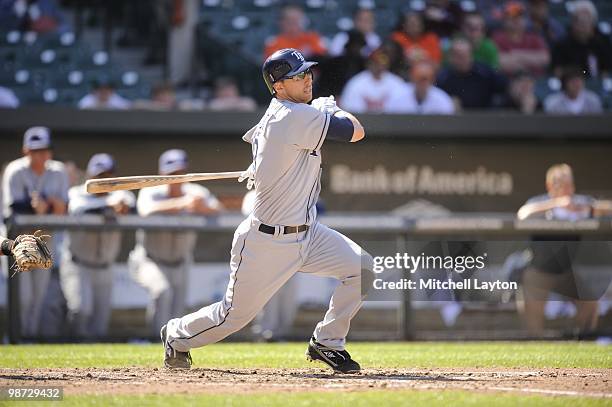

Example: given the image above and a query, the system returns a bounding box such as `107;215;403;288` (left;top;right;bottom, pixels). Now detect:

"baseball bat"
85;171;244;194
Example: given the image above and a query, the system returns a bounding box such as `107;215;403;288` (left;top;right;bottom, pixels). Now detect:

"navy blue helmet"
262;48;317;94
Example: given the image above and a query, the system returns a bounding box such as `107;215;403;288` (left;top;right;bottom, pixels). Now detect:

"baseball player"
129;149;223;337
2;127;69;337
60;154;135;338
161;48;373;373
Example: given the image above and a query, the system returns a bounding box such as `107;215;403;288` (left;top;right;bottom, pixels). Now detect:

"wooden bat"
86;171;244;194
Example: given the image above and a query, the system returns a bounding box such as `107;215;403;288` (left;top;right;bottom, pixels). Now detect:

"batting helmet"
262;48;318;94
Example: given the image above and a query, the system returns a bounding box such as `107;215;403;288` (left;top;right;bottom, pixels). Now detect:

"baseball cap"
23;126;51;150
87;153;115;177
159;149;188;175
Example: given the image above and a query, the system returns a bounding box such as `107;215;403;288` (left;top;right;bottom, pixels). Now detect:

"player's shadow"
288;371;470;382
192;368;473;382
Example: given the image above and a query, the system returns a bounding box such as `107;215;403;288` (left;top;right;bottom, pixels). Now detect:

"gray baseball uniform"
2;156;69;337
60;185;135;337
166;98;373;352
129;183;221;336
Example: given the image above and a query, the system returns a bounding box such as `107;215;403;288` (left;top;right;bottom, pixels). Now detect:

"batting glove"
238;163;255;190
311;96;341;115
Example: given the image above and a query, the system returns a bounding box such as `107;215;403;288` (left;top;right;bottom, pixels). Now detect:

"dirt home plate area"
1;367;610;399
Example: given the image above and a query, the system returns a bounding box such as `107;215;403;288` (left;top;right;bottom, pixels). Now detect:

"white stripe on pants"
167;216;373;352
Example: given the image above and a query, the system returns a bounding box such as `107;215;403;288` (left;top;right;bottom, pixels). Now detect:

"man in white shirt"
386;60;455;114
544;67;602;115
78;79;130;110
340;48;407;113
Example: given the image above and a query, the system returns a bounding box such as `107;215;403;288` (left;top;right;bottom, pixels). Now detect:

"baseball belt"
258;223;309;235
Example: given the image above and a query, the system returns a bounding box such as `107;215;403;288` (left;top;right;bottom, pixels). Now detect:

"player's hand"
30;192;49;215
111;201;131;215
47;196;67;214
184;196;213;214
238;163;255;190
311;96;341;115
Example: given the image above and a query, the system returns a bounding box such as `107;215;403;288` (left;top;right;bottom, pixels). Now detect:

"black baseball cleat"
305;336;361;374
160;324;192;369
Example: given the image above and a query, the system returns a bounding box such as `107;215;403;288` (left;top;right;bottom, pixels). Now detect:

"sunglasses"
287;69;313;81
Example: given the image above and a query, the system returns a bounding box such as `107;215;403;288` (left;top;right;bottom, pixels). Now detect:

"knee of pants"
359;251;376;293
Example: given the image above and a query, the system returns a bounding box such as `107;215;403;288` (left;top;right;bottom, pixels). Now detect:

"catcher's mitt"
10;230;53;274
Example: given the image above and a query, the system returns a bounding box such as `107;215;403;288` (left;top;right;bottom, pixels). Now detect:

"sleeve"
438;90;455;114
57;168;69;202
3;166;32;214
329;32;348;57
326;115;354;142
136;188;154;216
286;105;331;151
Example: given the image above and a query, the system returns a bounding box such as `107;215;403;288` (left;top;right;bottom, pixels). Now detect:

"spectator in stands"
2;127;69;338
386;60;454;114
133;83;178;110
461;13;499;70
329;8;381;57
552;0;612;78
0;86;19;108
208;77;256;112
436;38;507;110
492;1;550;77
391;11;442;66
1;0;69;33
339;48;407;113
263;4;327;60
544;67;603;114
504;71;541;114
379;39;409;80
61;154;135;338
423;0;465;39
316;30;367;98
168;0;200;85
516;164;603;337
526;0;566;46
78;79;130;110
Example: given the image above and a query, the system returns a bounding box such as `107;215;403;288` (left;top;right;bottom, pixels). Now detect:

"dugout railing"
4;213;612;344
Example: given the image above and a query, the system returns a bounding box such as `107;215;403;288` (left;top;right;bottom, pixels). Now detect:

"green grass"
8;391;610;407
1;342;609;406
0;342;610;369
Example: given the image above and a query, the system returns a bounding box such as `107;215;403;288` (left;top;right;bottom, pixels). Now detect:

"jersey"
136;183;221;262
2;156;69;218
66;185;135;265
242;98;331;227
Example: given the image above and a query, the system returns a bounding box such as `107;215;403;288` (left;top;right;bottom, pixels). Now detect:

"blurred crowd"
267;0;611;114
0;0;610;114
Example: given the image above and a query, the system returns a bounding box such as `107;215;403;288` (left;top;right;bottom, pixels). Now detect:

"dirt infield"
1;367;610;398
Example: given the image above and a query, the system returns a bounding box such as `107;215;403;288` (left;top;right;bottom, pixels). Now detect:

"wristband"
1;239;14;256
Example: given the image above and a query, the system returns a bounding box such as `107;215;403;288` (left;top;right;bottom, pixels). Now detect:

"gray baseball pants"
166;216;373;351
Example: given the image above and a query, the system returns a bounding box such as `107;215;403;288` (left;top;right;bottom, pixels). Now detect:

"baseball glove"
10;230;53;274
